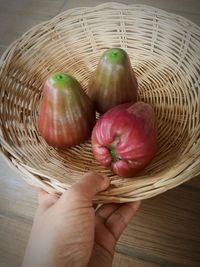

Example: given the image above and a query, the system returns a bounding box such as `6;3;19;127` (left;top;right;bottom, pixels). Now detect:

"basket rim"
1;2;200;66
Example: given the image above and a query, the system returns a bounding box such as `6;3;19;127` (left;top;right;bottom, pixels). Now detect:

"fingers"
96;203;122;223
38;189;58;210
105;201;141;241
61;171;110;203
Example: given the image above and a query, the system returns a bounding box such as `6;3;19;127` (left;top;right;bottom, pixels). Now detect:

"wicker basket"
0;3;200;203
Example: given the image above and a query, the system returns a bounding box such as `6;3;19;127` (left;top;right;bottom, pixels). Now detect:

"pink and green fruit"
38;72;95;148
91;101;157;177
87;48;138;113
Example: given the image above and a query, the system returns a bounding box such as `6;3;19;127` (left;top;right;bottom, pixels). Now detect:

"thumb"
61;171;110;204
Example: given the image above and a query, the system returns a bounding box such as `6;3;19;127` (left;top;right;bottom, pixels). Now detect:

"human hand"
22;172;140;267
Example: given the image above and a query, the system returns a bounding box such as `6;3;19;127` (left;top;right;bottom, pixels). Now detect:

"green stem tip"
107;138;121;162
105;48;127;63
50;72;74;86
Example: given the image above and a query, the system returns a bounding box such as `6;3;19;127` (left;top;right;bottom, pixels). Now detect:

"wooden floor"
0;1;200;266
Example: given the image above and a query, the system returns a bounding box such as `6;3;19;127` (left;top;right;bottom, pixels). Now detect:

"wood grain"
184;175;200;190
62;0;200;14
62;0;200;23
113;252;164;267
1;156;200;267
0;45;6;56
0;216;31;267
0;0;66;46
170;10;200;25
0;216;164;267
0;0;66;17
117;187;200;267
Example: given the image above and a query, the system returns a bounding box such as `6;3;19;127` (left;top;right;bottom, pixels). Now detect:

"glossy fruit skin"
92;102;157;177
87;48;138;113
38;72;95;148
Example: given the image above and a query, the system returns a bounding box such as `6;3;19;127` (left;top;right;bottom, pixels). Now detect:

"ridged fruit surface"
38;72;95;148
92;102;157;177
87;48;138;113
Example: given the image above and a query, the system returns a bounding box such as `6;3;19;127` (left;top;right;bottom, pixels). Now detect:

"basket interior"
0;5;199;190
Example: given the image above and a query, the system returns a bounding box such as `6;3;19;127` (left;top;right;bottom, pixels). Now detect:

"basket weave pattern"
0;3;200;203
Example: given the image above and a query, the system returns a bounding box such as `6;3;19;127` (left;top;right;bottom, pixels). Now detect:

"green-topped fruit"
87;48;138;113
49;72;78;88
38;72;95;148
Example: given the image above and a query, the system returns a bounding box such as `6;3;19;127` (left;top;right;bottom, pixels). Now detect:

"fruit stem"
51;72;72;85
105;48;126;64
107;138;121;162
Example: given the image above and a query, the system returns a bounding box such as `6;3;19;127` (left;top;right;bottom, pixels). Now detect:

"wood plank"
0;0;66;46
61;1;200;27
117;187;200;267
0;45;7;56
0;215;31;267
0;156;38;221
113;252;164;267
0;0;66;18
0;215;164;267
0;14;45;46
61;0;200;15
169;10;200;25
184;174;200;190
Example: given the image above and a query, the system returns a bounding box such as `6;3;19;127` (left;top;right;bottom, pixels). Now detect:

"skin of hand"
22;171;141;267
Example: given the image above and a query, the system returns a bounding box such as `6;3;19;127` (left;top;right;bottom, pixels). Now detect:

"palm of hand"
53;199;139;267
88;202;140;267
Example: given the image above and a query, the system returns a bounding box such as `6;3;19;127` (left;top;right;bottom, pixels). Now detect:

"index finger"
60;171;110;204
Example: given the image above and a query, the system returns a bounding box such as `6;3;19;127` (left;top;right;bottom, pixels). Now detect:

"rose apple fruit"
38;72;95;148
92;102;157;177
87;48;138;113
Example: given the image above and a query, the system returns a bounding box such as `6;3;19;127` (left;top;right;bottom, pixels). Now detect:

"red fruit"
38;72;95;148
91;102;157;177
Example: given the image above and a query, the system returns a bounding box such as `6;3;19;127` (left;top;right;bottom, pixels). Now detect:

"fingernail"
96;173;110;191
87;171;110;185
130;200;141;211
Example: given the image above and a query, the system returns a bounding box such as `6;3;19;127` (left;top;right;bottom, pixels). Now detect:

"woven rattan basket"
0;3;200;203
